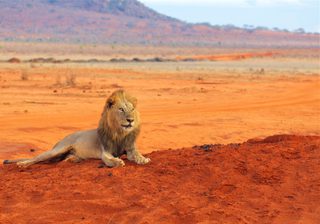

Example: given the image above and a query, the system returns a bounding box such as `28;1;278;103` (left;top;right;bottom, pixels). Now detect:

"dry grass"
20;70;29;81
65;74;77;87
53;74;77;87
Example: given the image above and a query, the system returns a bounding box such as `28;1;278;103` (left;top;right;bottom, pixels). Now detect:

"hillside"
45;0;175;21
0;0;318;47
1;135;319;223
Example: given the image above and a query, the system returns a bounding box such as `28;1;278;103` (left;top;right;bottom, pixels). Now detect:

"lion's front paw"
107;158;125;168
135;156;151;165
17;160;33;168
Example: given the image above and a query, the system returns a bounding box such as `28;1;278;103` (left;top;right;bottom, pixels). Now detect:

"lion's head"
98;90;140;143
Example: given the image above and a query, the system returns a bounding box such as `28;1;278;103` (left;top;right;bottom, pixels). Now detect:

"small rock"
194;144;224;152
97;163;106;168
199;144;213;151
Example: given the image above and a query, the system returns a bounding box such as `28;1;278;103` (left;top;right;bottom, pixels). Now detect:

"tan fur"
4;90;150;168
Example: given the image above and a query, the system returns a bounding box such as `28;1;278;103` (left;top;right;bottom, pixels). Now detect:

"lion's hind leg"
3;158;29;165
17;144;73;168
63;154;83;163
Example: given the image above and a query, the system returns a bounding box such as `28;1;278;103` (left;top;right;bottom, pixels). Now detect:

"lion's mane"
97;90;140;157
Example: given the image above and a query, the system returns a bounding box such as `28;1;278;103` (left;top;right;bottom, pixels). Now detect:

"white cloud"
140;0;308;7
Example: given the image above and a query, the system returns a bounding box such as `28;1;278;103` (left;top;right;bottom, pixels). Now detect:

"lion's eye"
119;108;124;113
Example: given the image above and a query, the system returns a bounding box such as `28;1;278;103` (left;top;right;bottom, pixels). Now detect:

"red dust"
0;135;319;224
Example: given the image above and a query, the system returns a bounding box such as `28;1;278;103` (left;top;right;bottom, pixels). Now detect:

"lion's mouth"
121;124;132;129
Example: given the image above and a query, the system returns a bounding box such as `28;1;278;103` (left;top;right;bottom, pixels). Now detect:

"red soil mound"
0;135;319;224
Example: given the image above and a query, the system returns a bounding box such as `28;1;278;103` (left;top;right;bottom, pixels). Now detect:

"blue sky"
140;0;320;33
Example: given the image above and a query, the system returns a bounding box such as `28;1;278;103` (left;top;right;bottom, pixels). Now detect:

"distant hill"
44;0;175;21
0;0;318;47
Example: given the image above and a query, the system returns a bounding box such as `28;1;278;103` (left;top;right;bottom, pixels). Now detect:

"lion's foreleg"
101;151;125;167
126;147;150;165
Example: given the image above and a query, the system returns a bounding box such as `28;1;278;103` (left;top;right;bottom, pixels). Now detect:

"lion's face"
104;90;140;135
111;100;138;132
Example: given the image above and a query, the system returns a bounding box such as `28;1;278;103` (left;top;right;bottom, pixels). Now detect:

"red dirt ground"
176;52;276;61
0;135;319;224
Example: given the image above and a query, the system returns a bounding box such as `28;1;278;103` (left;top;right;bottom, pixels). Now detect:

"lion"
3;90;150;168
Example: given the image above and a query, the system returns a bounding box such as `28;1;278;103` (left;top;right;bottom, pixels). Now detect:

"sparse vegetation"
20;70;29;81
65;74;77;87
109;83;122;88
66;74;76;87
8;58;21;63
294;28;306;34
55;75;62;86
53;74;77;87
197;77;204;81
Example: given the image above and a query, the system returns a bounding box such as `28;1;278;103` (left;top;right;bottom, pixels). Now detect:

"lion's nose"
127;118;134;123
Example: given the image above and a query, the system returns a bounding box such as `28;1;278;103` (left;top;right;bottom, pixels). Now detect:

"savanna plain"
0;46;319;223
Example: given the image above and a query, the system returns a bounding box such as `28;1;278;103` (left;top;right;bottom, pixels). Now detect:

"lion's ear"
130;96;137;107
107;97;116;108
123;91;137;107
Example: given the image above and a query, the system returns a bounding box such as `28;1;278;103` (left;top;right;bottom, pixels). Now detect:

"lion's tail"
3;158;28;165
